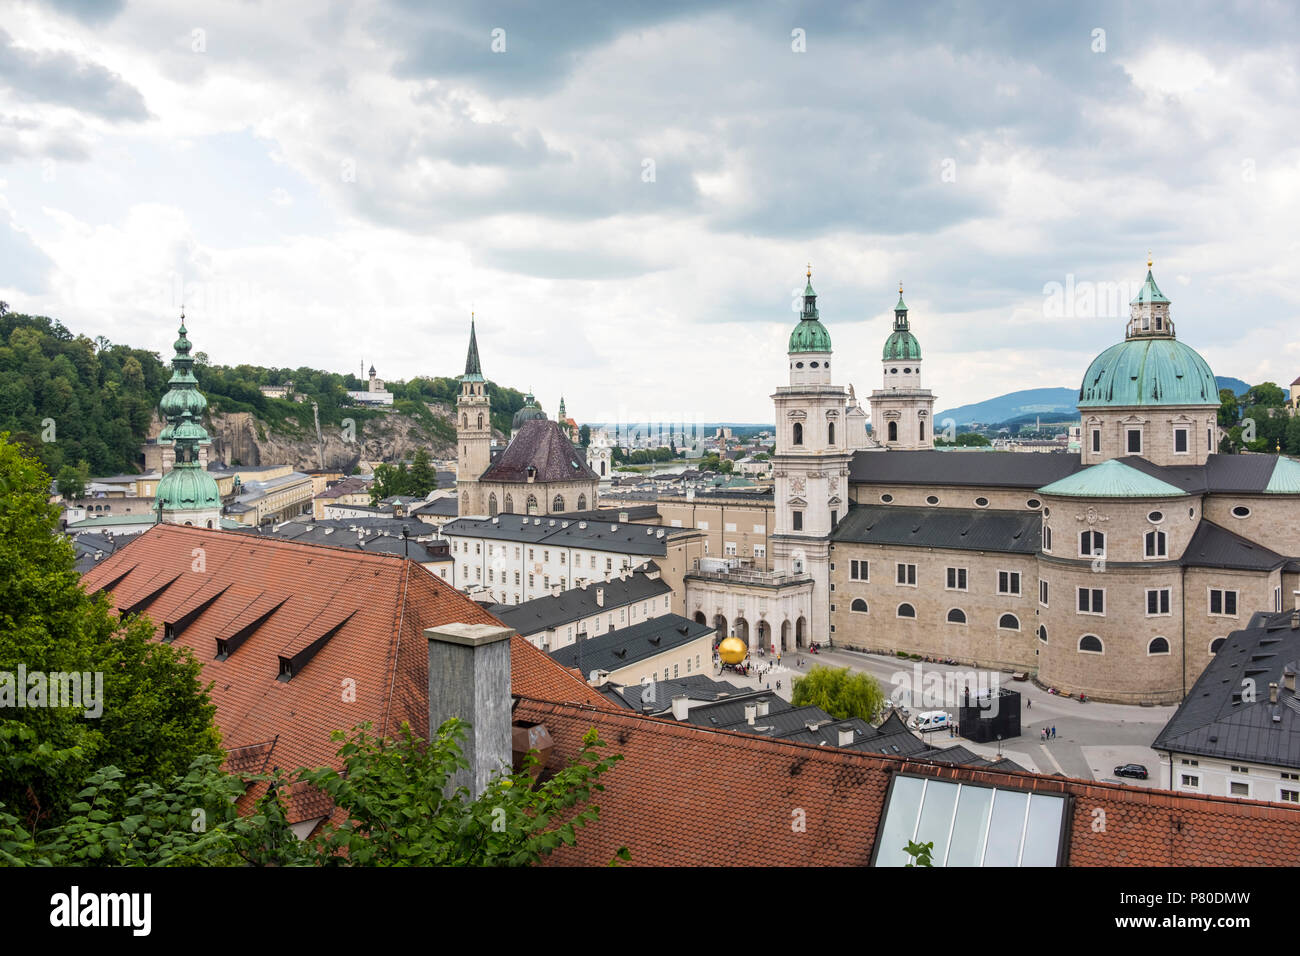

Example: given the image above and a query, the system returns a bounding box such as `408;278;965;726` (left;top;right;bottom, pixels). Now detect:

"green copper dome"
788;274;832;353
512;393;547;430
158;317;207;437
882;329;921;361
155;464;222;512
1078;337;1218;408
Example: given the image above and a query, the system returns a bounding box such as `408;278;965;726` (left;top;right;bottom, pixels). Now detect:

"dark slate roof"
412;497;459;517
831;504;1041;554
491;568;672;636
714;705;846;739
1153;610;1300;768
849;449;1081;488
1180;520;1286;571
682;694;795;728
442;513;676;556
480;419;598;483
611;675;749;712
548;614;712;675
557;505;661;522
1119;454;1286;495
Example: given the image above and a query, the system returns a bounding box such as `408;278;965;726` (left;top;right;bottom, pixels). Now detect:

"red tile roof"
514;697;1300;867
81;524;605;823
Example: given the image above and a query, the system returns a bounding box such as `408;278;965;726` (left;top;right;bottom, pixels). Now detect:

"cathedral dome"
882;329;921;361
1078;337;1218;408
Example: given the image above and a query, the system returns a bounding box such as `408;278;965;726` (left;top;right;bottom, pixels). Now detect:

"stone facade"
1080;407;1218;468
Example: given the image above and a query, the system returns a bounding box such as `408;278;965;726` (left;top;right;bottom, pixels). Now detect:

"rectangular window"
1091;429;1100;453
606;558;613;571
946;567;967;591
1146;589;1171;616
792;511;803;532
1282;771;1299;781
697;521;709;530
753;523;765;534
896;563;917;586
673;663;679;678
1230;765;1250;774
754;545;766;559
830;510;838;527
1230;781;1249;797
1210;589;1238;616
1127;429;1142;454
998;570;1021;596
686;657;691;673
725;522;737;532
850;560;868;581
1039;579;1049;606
1077;587;1104;614
1181;775;1199;789
1174;428;1189;453
1181;758;1199;767
724;542;737;556
529;548;534;561
1276;587;1283;612
560;553;566;564
1281;790;1300;804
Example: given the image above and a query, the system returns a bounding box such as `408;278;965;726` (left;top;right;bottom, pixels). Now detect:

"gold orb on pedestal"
718;636;747;665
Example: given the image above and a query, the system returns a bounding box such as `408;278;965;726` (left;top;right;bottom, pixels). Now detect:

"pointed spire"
895;281;908;317
461;314;484;382
801;266;818;319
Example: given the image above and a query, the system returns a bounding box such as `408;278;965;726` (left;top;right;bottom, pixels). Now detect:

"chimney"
756;698;770;717
1294;590;1300;611
596;586;605;607
745;703;757;725
1269;682;1279;704
551;583;561;597
619;511;629;522
838;725;854;747
425;622;513;798
1285;670;1296;694
671;695;690;721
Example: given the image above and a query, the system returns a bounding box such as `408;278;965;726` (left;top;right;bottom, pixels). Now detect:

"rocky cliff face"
149;404;461;471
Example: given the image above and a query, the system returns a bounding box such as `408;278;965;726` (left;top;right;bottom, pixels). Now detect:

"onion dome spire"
788;264;832;353
158;307;208;443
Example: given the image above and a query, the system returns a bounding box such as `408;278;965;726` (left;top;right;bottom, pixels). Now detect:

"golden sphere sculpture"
718;636;747;665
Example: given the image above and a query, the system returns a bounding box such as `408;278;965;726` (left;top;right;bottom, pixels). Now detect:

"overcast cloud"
2;0;1298;424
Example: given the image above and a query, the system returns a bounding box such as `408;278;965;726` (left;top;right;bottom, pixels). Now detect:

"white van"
909;711;951;733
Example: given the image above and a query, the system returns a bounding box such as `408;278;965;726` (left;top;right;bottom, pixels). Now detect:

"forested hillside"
0;307;532;477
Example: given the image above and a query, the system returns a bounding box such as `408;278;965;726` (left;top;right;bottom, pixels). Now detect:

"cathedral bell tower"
869;284;935;449
770;266;852;643
455;316;492;516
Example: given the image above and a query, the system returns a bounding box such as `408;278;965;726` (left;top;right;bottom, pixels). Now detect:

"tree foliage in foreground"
791;665;887;722
0;720;624;867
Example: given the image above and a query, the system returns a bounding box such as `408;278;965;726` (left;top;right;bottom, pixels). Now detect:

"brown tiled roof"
315;476;371;500
80;524;605;822
480;419;598;483
515;698;1300;867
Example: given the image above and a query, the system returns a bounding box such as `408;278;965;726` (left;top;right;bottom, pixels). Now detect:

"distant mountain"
937;378;1254;428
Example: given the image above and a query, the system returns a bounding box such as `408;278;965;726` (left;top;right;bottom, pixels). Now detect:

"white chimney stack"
596;587;605;607
671;695;690;721
425;623;513;798
745;703;757;725
756;699;769;717
838;726;854;747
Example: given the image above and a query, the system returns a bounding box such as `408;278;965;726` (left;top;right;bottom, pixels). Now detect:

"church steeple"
462;314;484;382
155;313;221;527
894;282;910;331
1126;254;1174;340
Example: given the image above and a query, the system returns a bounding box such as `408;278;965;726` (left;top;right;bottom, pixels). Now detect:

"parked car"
1114;764;1149;780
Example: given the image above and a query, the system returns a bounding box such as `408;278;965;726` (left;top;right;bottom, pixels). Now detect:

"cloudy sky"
3;1;1299;425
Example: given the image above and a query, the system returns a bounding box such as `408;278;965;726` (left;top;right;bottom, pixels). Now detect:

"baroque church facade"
707;262;1300;705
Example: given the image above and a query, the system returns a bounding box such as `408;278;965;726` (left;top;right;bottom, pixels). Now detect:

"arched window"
947;608;967;624
888;421;898;442
503;494;514;514
477;413;483;429
1148;637;1170;655
462;414;468;428
488;493;498;516
1038;625;1048;644
1042;526;1052;550
919;420;925;441
526;495;538;514
1078;634;1103;654
206;520;213;529
577;494;587;510
793;422;803;446
552;495;564;512
1079;529;1105;556
461;491;469;513
998;613;1020;630
1144;530;1167;558
851;598;868;613
1210;637;1226;655
828;422;835;445
897;603;916;619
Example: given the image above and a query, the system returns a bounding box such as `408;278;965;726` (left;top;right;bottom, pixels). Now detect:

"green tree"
579;424;591;448
1245;382;1286;408
0;433;221;830
55;460;90;500
0;720;623;867
790;665;887;721
1218;388;1240;428
408;448;437;496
